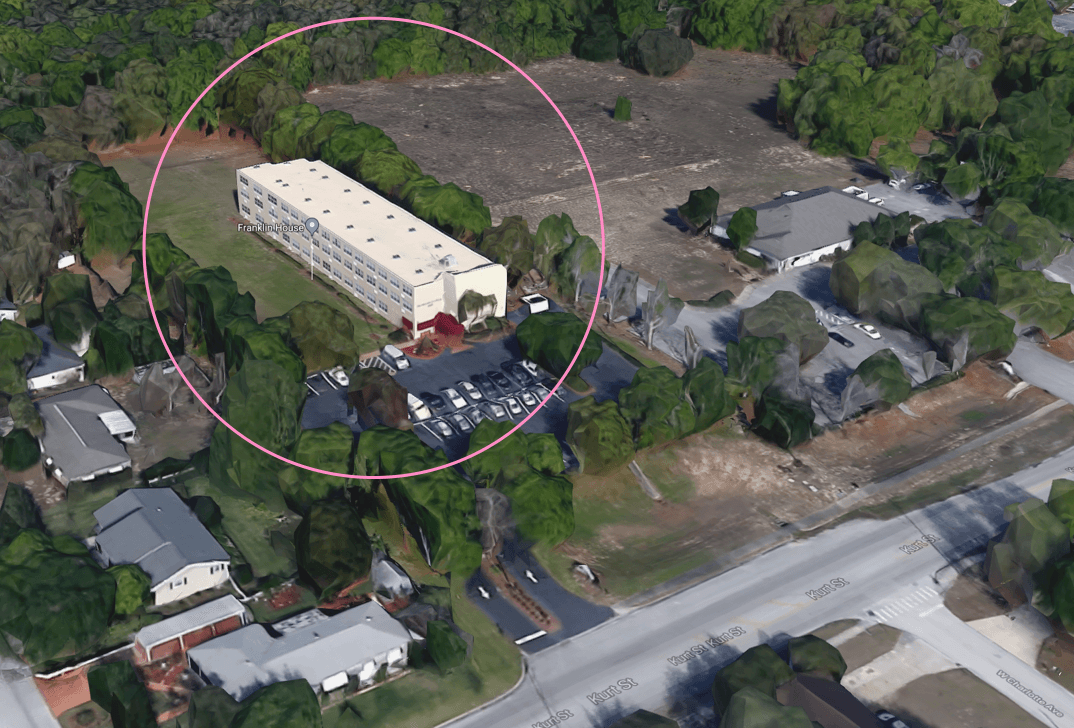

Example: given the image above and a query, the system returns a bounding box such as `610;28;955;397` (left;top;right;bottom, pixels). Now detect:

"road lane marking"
919;605;943;617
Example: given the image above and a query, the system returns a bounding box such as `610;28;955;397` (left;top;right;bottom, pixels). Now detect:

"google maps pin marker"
304;217;320;235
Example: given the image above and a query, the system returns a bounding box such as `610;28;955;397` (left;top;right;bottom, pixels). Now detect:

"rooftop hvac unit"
439;255;457;267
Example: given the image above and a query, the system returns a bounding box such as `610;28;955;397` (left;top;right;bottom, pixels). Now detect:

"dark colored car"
488;370;513;392
421;392;449;414
504;362;536;386
829;331;854;348
471;373;499;399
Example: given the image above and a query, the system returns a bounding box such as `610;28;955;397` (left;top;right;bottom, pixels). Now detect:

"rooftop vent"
367;237;375;242
363;200;370;205
321;175;329;179
408;227;416;232
439;255;458;267
392;254;400;259
387;214;394;219
434;244;442;249
323;209;330;214
282;183;289;187
415;269;423;274
275;178;282;183
304;197;312;202
344;189;351;192
309;168;316;171
346;225;354;229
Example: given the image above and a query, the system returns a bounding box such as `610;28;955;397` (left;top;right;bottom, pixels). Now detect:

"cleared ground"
889;668;1040;728
312;48;861;301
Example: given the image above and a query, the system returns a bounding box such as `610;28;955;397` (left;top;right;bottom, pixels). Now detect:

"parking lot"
393;310;638;460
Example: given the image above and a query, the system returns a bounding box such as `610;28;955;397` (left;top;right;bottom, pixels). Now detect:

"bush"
1;428;39;471
613;95;632;121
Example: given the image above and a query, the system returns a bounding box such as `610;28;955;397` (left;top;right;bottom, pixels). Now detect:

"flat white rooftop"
240;159;494;287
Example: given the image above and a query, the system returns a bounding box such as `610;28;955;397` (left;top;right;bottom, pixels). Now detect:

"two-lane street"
445;445;1074;728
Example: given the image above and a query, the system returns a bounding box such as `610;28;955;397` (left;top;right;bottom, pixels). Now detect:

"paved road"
1;657;61;728
1008;340;1074;406
443;446;1074;728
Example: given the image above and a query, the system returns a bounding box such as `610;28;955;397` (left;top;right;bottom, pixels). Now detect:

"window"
378;301;389;312
390;278;399;288
268;194;277;204
253;185;262;195
333;253;342;262
367;291;376;303
312;240;320;249
356;269;364;280
333;269;342;280
281;203;288;214
293;241;301;251
356;284;365;295
241;204;250;215
323;261;331;272
240;188;249;198
343;247;351;257
313;254;321;264
390;291;400;303
403;300;412;312
333;237;341;248
378;283;388;294
255;213;264;224
240;176;248;185
403;285;413;296
367;260;376;271
283;233;290;243
378;269;388;279
269;207;276;218
344;279;353;288
302;231;309;240
254;197;263;208
344;261;352;271
355;253;363;264
322;230;330;240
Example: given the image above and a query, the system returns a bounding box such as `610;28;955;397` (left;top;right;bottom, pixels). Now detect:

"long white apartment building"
236;159;506;337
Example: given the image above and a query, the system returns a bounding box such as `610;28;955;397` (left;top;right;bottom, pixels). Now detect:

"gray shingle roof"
94;488;229;588
187;602;412;701
719;187;883;262
37;385;131;483
27;326;83;379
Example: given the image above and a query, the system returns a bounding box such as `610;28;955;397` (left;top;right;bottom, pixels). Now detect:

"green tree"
277;423;354;514
566;396;635;474
357;149;423;198
677;187;720;232
725;336;786;398
107;564;150;616
788;634;847;681
726;206;758;251
618;366;697;449
477;216;535;280
294;500;372;600
408;182;492;241
753;391;815;449
712;644;795;714
88;660;155;728
261;103;322;163
426;620;469;674
683;357;737;433
229;680;322;728
919;294;1017;366
738;290;828;364
0;485;42;550
286;301;362;372
2;429;39;472
613;95;632;121
320;122;397;178
516;311;603;383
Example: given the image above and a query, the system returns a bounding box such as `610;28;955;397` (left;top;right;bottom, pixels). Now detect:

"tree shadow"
662;207;692;233
748;89;784;131
848;158;884;182
708;313;740;351
794;266;836;307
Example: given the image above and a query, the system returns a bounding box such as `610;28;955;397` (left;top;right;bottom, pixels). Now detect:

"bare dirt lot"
312;48;861;301
889;668;1039;728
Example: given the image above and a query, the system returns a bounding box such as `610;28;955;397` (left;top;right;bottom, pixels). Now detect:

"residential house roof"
776;674;885;728
135;595;247;651
717;187;883;263
187;601;412;701
37;385;132;483
27;326;84;380
94;488;229;589
0;297;15;312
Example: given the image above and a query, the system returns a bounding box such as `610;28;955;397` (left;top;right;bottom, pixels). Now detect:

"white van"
521;293;550;314
381;344;410;370
408;393;432;422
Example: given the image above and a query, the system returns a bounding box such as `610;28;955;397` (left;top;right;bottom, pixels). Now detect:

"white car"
482;401;509;421
427;419;455;439
440;387;467;409
407;394;432;422
854;323;881;340
457;380;483;402
502;397;524;418
519;359;542;377
876;712;910;728
519;390;539;410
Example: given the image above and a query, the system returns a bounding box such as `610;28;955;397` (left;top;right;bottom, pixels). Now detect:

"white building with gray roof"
27;326;85;392
187;601;412;701
38;384;133;486
92;488;230;606
712;187;885;272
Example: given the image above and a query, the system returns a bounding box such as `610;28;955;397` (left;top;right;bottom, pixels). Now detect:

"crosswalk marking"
870;586;939;623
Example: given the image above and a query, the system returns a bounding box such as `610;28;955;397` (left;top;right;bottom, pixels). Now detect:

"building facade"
236;159;506;338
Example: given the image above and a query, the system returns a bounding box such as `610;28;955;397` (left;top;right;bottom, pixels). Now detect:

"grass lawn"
340;576;521;728
42;473;134;539
183;476;297;580
108;157;394;353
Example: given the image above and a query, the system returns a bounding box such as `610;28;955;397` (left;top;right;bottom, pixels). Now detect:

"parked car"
521;293;550;314
421;392;449;414
488;370;513;392
426;418;455;439
502;361;535;387
471;373;499;399
519;390;539;411
440;387;466;409
520;359;542;378
407;394;432;422
446;412;475;434
502;396;524;418
853;322;882;340
381;344;410;370
829;331;855;348
457;380;483;402
322;366;349;388
481;401;509;421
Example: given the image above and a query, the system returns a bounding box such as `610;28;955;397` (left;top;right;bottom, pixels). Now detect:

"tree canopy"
294;499;372;600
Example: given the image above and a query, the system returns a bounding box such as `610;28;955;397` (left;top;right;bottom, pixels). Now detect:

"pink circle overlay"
144;17;606;480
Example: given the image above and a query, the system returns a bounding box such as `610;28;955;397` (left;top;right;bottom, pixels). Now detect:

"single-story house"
38;385;135;486
93;488;231;606
711;187;885;273
134;595;249;664
187;602;412;701
27;326;86;392
0;297;16;322
776;674;885;728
